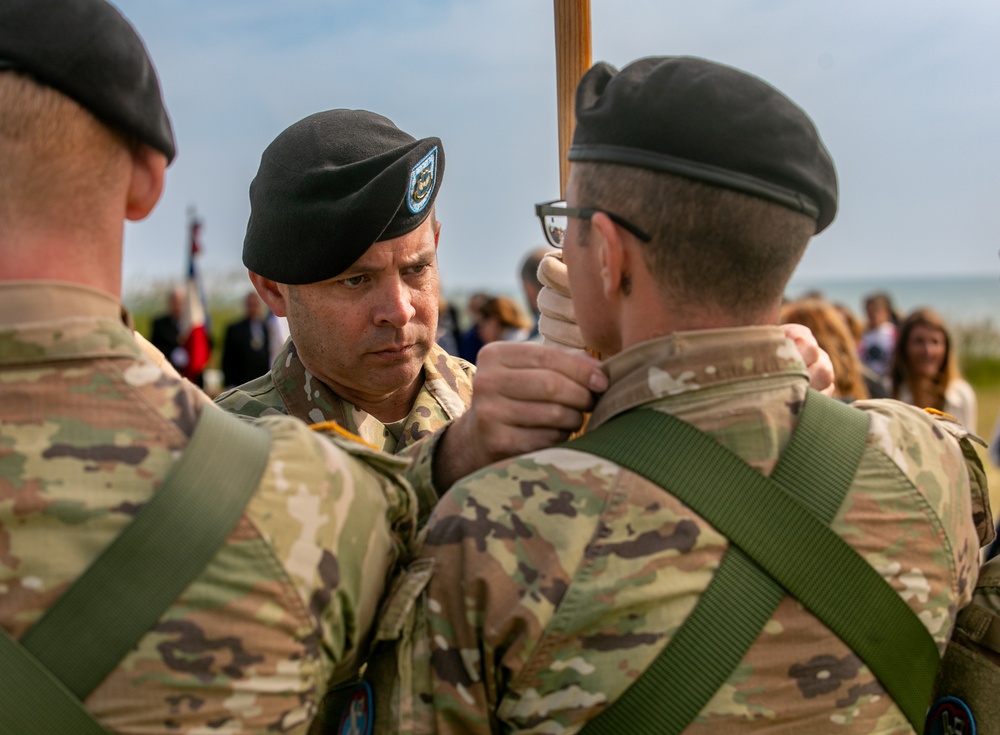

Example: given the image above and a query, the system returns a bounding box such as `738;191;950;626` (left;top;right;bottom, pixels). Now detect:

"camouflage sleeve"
248;416;419;683
396;428;448;525
930;409;994;547
411;450;617;733
855;398;990;615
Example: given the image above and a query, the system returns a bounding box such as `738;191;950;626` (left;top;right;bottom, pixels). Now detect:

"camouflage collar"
0;281;144;365
589;327;810;429
267;339;473;451
0;280;123;327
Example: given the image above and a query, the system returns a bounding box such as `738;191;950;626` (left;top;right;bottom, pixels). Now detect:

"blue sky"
112;0;1000;301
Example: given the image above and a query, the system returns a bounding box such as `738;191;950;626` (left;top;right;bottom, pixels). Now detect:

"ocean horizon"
784;274;1000;329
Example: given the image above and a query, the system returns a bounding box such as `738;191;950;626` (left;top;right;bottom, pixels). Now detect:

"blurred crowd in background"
144;248;991;460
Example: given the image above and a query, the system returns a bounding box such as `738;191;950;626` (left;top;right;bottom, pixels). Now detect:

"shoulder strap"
0;632;112;734
571;391;938;734
578;391;867;735
0;406;271;733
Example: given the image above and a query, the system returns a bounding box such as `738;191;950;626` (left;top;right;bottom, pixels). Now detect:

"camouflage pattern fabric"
215;339;474;518
0;281;420;734
364;326;992;735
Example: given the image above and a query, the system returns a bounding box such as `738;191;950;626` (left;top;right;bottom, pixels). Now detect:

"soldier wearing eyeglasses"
359;56;991;734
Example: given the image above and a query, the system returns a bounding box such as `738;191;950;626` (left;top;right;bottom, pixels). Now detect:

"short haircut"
572;162;815;319
0;70;129;221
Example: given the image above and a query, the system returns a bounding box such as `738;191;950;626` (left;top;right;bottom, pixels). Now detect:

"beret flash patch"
407;146;438;214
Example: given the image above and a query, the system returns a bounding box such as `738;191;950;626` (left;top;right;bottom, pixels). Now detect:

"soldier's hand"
536;250;588;353
781;322;836;396
433;341;608;492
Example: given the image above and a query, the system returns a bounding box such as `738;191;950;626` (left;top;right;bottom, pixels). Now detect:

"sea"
783;275;1000;329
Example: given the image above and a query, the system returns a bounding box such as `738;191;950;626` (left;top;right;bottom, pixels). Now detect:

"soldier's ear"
248;272;289;318
591;212;627;300
125;144;167;222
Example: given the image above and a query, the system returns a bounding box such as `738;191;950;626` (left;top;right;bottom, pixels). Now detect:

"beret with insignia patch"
244;109;444;285
569;56;838;233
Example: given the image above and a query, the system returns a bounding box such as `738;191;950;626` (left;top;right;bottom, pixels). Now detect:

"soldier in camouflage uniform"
0;2;421;732
214;108;475;456
362;57;993;733
215;109;612;498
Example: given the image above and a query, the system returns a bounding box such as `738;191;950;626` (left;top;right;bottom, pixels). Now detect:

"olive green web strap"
570;391;939;735
0;406;272;734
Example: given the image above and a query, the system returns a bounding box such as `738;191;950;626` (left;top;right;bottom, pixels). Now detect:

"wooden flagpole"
554;1;598;437
553;0;592;198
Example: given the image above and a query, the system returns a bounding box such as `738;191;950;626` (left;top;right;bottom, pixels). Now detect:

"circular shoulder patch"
925;696;976;735
337;680;374;735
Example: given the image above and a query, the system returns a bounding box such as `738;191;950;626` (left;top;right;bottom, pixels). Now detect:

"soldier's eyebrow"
339;243;437;278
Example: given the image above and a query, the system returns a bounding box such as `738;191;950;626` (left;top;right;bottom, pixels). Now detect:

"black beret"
569;56;837;233
244;109;444;285
0;0;176;163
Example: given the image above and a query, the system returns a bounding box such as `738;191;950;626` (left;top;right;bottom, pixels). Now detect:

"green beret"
0;0;176;163
569;56;837;233
244;109;444;285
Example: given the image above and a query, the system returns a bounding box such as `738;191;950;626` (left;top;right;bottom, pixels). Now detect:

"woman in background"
477;296;532;346
890;307;977;429
781;298;871;402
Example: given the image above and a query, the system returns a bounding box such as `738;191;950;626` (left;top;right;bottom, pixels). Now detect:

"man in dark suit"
222;290;271;389
149;286;186;372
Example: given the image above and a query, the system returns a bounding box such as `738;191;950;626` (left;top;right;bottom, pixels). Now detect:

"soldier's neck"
329;374;424;425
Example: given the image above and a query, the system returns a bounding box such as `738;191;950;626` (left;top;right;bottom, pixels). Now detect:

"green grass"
969;378;1000;516
964;356;1000;388
959;323;1000;516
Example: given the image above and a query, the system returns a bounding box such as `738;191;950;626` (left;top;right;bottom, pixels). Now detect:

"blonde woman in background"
833;301;889;398
890;307;977;429
781;298;871;401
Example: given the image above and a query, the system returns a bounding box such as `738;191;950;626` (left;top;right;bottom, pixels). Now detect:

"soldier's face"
278;217;441;414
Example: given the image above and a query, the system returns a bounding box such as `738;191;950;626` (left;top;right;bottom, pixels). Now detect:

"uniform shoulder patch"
407;146;438;214
337;680;374;735
925;696;976;735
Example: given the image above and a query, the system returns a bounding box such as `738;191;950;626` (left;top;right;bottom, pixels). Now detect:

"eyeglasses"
534;200;652;249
